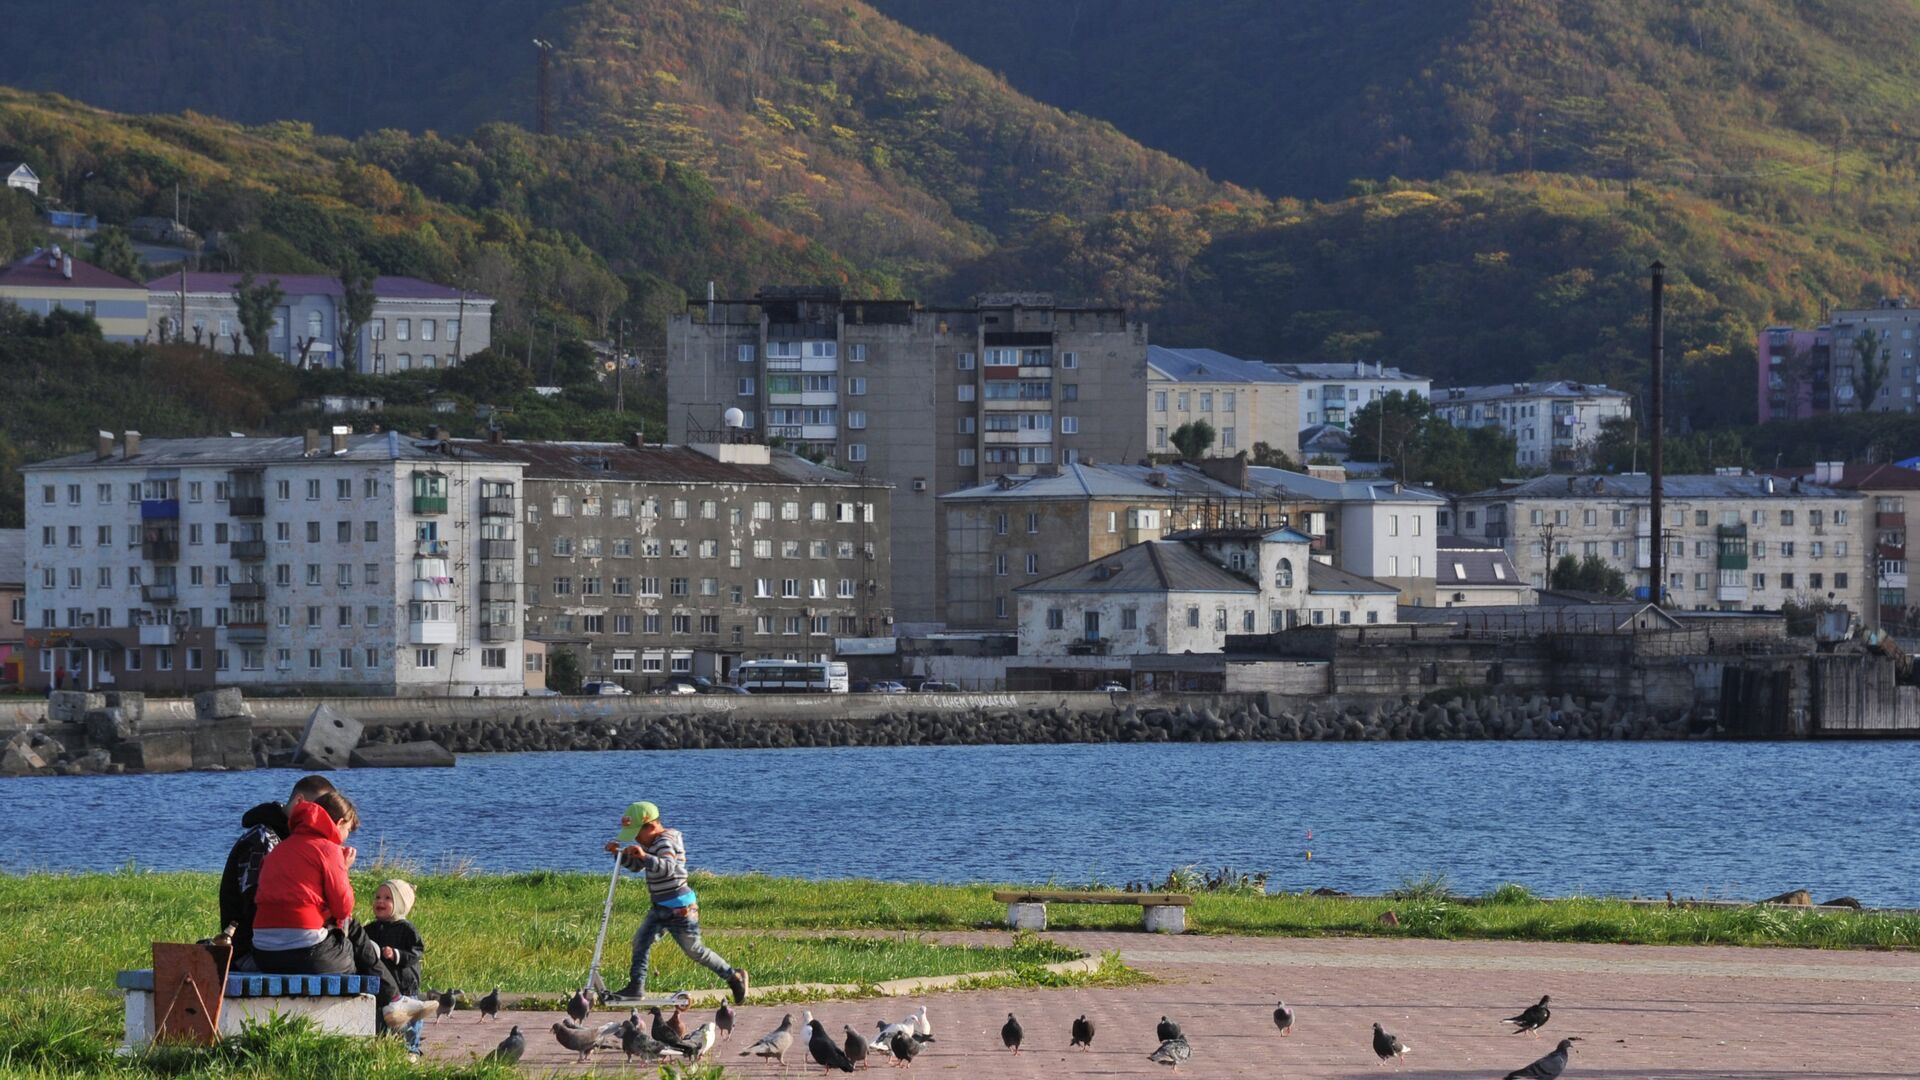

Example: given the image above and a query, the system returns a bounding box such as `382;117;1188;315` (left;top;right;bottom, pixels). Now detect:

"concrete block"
1;742;49;775
103;692;146;726
296;704;361;770
1005;902;1048;931
195;687;246;721
48;691;106;724
84;708;134;747
113;732;194;774
192;720;258;771
123;989;377;1049
1142;905;1187;934
349;740;454;768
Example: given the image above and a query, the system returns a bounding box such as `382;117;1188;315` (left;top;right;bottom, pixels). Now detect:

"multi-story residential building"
1431;380;1632;470
1757;298;1920;421
21;429;525;695
0;529;24;685
668;287;1148;624
1244;465;1444;605
1449;473;1871;614
459;437;891;686
1015;528;1398;658
1767;461;1920;628
145;271;493;371
0;248;148;342
1269;361;1429;433
1146;346;1300;459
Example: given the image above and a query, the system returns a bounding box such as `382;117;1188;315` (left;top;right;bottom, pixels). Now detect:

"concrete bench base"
1001;902;1188;934
116;970;380;1050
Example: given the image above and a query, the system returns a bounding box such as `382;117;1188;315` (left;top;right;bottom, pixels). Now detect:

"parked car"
651;683;698;695
864;680;909;694
523;687;561;697
578;681;634;696
707;684;753;695
1097;682;1130;693
917;681;961;693
665;674;715;693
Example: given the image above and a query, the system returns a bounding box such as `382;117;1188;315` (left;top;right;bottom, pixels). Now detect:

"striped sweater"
620;827;695;907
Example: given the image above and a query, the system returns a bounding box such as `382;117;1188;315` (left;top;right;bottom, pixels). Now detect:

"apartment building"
0;248;148;342
1757;298;1920;421
1449;473;1871;614
668;287;1148;624
459;437;890;685
21;430;525;695
1431;380;1632;470
1014;528;1398;658
1146;346;1299;459
1767;461;1920;628
1270;361;1429;433
1244;465;1444;605
0;529;24;684
146;271;493;371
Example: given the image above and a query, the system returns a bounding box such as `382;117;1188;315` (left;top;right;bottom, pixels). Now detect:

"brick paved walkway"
424;932;1920;1077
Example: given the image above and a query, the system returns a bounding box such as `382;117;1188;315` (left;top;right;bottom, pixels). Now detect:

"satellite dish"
723;407;745;429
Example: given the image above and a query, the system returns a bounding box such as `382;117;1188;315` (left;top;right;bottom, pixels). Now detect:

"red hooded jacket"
251;801;354;932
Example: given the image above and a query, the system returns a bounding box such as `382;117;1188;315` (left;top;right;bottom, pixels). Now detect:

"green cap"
616;801;660;841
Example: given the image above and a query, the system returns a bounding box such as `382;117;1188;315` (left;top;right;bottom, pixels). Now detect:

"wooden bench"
990;890;1193;934
117;969;381;1049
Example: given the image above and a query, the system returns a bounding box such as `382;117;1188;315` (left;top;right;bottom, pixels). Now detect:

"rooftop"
0;249;144;291
1397;603;1683;632
1307;560;1400;595
1271;361;1427;382
25;432;488;470
1016;540;1257;596
1148;346;1296;384
145;270;490;303
1464;473;1858;500
1765;462;1920;492
455;440;881;487
1245;466;1449;504
940;461;1256;502
1435;546;1522;588
1434;380;1632;403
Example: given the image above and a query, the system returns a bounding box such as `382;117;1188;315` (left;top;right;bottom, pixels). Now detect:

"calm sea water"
2;742;1915;905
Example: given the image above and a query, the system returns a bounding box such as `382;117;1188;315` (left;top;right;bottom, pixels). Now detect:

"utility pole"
1648;261;1666;609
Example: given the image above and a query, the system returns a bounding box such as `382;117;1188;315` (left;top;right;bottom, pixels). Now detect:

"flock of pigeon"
385;985;1584;1076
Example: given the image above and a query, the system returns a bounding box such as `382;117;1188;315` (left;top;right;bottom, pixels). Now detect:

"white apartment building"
1270;361;1430;433
1245;465;1444;605
22;430;525;695
1147;346;1300;459
1014;528;1398;658
1432;380;1633;469
1448;474;1872;614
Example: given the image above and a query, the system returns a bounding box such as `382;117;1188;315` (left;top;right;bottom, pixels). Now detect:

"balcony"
230;539;267;561
480;495;515;517
416;540;449;558
408;621;458;645
229;582;266;601
225;622;267;641
1717;584;1749;604
138;624;176;647
411;579;453;602
479;538;515;561
142;540;178;562
479;580;517;602
140;499;179;521
1878;511;1905;529
140;584;177;603
481;622;517;643
229;496;266;517
413;495;448;515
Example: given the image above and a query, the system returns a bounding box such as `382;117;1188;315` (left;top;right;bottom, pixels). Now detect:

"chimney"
96;430;114;460
122;430;141;458
487;425;503;445
303;429;321;457
62;254;73;280
330;425;349;455
626;431;645;449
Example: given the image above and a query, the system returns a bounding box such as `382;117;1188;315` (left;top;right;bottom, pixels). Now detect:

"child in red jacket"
247;792;361;976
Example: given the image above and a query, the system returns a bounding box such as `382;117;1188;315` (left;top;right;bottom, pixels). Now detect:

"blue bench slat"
116;969;374;999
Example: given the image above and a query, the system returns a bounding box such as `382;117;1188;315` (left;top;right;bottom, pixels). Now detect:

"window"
957;384;976;402
957;448;976;466
847;377;867;396
847;443;868;462
994;554;1009;577
1186;605;1200;628
1061;351;1078;369
1060;416;1079;435
1045;608;1065;630
1025;554;1039;575
1275;559;1294;588
415;648;436;668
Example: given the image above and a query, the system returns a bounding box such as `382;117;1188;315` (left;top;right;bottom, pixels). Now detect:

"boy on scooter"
602;800;749;1005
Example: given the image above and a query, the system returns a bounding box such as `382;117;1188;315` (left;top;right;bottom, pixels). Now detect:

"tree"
443;348;530;401
1549;554;1630;596
1852;329;1889;414
1170;419;1215;460
1249;441;1296;469
1349;390;1429;468
338;262;377;373
546;647;583;695
85;226;142;282
234;272;284;360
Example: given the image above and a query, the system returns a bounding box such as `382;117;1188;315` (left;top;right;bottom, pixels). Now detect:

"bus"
733;659;850;694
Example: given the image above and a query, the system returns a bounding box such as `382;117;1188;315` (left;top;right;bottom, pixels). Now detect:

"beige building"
1147;346;1299;460
1431;380;1633;470
1449;474;1872;614
0;248;148;343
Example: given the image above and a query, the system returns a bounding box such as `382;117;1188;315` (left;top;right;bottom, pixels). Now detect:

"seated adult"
247;791;361;976
213;774;339;966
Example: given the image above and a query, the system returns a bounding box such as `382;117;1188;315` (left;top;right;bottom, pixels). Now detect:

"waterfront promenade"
428;930;1920;1076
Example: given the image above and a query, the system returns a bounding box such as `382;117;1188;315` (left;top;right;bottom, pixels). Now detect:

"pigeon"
1001;1013;1023;1054
1156;1016;1182;1042
667;1004;689;1038
741;1014;796;1067
1373;1023;1411;1067
717;1000;736;1040
380;996;434;1031
684;1021;718;1062
566;988;592;1024
808;1019;857;1072
621;1022;670;1063
909;1005;933;1042
843;1024;870;1068
620;1008;642;1037
651;1006;701;1056
888;1029;923;1068
1070;1014;1094;1050
1148;1032;1191;1070
485;1025;524;1064
1504;1036;1581;1080
552;1020;603;1063
1503;994;1552;1035
434;987;461;1020
477;987;501;1022
1273;1000;1295;1036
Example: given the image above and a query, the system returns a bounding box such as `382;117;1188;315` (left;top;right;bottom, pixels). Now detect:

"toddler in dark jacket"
363;879;426;1053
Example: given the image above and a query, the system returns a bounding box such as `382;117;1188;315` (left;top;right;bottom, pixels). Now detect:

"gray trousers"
629;903;732;990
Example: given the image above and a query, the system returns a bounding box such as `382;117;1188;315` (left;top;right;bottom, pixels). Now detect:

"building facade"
145;271;493;371
0;248;148;342
22;430;525;695
459;438;891;686
1433;537;1531;606
2;162;40;195
668;287;1148;624
1244;465;1444;606
0;529;24;685
1431;380;1632;470
1146;346;1300;459
1449;474;1872;614
1758;299;1920;421
1767;461;1920;629
1270;361;1429;433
